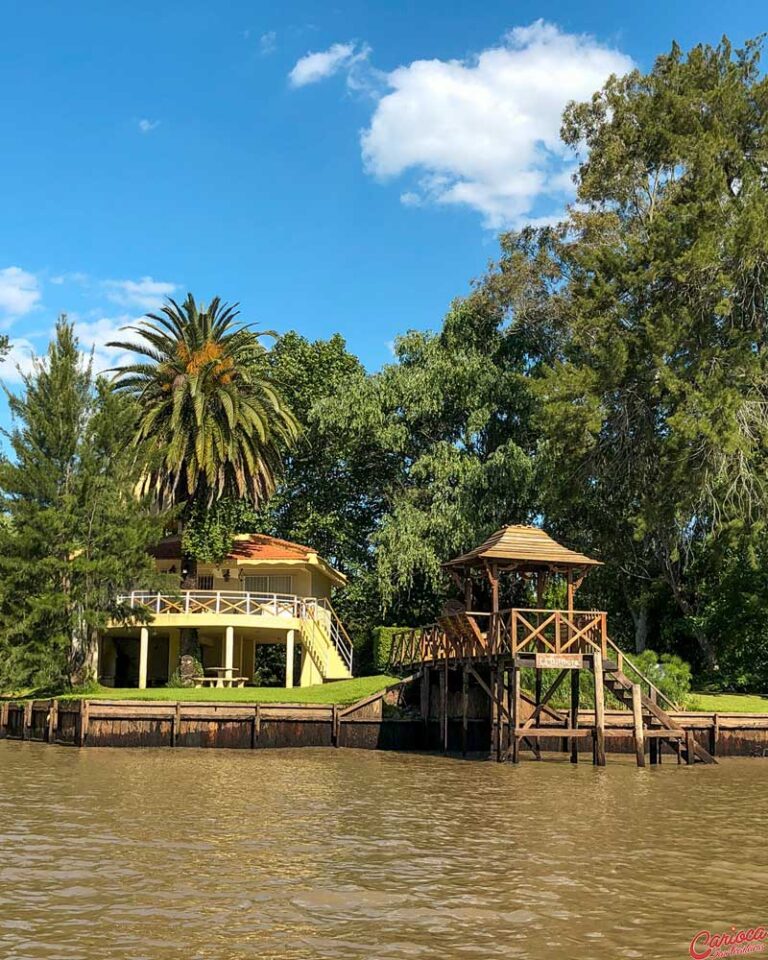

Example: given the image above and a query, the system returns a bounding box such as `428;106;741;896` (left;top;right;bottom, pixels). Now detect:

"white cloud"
360;21;633;227
75;314;146;375
104;276;177;312
288;41;369;88
1;316;144;386
2;337;38;383
259;31;277;55
137;118;160;134
50;271;89;286
0;267;41;319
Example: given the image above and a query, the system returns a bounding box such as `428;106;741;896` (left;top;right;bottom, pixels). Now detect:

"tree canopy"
0;320;162;691
109;294;298;512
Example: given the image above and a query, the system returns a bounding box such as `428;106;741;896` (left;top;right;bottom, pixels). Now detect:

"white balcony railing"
116;590;354;673
117;589;313;618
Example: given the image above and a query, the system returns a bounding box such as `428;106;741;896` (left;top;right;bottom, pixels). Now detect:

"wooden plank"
521;670;568;730
79;699;90;748
461;667;468;758
593;649;606;767
440;660;448;753
510;663;520;763
514;727;592;738
686;730;696;766
23;700;32;741
603;729;683;739
496;667;505;762
631;684;645;767
569;669;579;764
338;689;387;719
332;705;340;747
48;699;58;743
253;704;261;746
172;702;180;747
421;666;430;726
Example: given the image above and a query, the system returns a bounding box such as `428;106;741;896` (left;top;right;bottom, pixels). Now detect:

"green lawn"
687;692;768;713
26;674;399;706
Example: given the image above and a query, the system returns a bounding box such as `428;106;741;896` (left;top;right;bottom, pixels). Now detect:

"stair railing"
301;600;354;674
605;636;678;711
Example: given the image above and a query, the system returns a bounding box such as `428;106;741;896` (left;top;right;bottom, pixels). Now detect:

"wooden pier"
389;525;718;766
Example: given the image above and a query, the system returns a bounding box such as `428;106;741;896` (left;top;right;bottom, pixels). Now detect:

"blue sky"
0;0;764;419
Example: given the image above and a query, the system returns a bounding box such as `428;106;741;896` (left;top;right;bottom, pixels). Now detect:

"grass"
3;674;399;707
686;692;768;713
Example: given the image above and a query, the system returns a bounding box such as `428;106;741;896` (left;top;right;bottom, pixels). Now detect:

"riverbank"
0;675;398;706
4;693;768;757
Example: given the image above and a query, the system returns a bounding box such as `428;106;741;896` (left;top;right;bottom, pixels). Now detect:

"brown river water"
1;742;767;960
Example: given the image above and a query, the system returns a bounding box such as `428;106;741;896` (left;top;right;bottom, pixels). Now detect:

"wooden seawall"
2;695;768;757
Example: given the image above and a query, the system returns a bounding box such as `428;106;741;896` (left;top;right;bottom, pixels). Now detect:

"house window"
269;576;293;595
197;575;214;591
244;574;293;595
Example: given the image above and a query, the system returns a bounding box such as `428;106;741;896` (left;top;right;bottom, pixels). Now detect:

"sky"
0;0;765;425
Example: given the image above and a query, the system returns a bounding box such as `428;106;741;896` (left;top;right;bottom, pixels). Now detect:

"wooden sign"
536;653;584;670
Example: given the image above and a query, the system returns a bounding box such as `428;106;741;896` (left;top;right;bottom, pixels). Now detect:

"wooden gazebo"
443;524;601;615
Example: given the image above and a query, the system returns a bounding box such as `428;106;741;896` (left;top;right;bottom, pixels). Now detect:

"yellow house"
98;534;353;689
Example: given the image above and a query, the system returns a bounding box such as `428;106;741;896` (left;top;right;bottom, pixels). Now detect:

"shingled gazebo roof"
443;524;600;573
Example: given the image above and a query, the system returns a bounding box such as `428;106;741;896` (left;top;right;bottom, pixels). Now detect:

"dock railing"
389;607;677;709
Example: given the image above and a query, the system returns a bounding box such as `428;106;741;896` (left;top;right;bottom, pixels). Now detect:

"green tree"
109;294;298;512
308;285;545;626
258;332;377;569
0;319;162;692
518;36;768;668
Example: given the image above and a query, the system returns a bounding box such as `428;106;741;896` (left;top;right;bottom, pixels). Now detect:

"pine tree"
0;319;162;692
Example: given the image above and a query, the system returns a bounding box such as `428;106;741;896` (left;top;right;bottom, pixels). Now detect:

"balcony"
116;589;322;620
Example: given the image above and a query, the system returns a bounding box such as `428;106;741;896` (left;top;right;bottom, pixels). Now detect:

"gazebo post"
489;563;499;614
464;572;473;611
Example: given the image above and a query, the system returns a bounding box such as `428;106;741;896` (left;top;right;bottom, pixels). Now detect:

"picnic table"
192;666;247;689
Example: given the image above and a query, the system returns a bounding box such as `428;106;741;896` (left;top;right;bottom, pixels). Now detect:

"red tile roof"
227;535;316;561
150;534;317;562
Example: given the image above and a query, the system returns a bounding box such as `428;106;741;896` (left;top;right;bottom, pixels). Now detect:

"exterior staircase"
299;601;354;681
602;666;716;764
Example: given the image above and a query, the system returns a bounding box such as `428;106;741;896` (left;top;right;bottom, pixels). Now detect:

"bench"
192;676;247;689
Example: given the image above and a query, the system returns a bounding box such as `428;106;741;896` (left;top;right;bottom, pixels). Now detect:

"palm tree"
109;294;298;511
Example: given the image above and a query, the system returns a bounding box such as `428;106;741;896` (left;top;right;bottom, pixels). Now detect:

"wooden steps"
604;669;717;764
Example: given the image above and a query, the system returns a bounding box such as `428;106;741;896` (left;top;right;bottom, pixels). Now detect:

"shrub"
166;657;204;688
371;626;411;673
621;650;693;706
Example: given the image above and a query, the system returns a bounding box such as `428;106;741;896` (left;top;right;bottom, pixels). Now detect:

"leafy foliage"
109;293;298;511
0;320;163;692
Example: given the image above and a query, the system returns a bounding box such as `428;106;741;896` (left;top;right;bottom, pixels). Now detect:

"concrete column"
300;647;321;687
168;630;180;678
224;625;234;677
139;627;149;689
285;630;295;688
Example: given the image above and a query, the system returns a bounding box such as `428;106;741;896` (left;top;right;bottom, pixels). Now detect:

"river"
1;742;766;960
